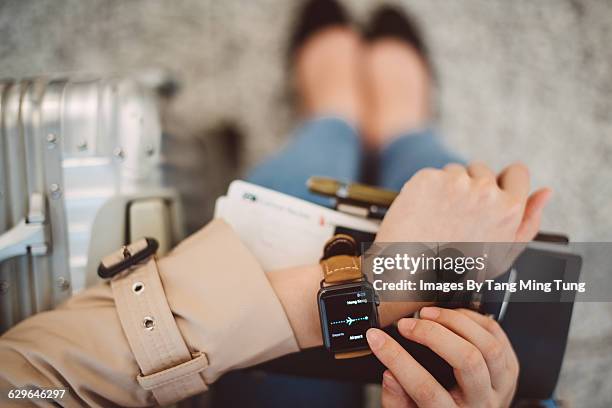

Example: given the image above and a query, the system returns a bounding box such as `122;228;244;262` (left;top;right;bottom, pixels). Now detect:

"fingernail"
419;307;440;319
398;318;416;332
366;328;386;350
383;371;404;395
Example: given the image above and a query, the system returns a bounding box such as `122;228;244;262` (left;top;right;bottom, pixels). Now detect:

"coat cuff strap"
111;255;208;405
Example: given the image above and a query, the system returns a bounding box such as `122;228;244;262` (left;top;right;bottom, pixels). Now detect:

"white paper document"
214;180;380;270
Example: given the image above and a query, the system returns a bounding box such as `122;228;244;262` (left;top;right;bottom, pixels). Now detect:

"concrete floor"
1;0;611;405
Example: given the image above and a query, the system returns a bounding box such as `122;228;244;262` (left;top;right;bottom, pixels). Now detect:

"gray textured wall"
1;0;611;405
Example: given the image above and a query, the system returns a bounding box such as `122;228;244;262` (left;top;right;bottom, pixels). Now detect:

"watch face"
318;282;379;353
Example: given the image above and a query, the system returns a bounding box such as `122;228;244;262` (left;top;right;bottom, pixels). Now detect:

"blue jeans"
248;116;463;204
212;117;462;408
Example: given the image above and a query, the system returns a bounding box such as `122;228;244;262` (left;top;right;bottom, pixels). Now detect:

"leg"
224;4;366;407
361;7;464;190
379;127;464;190
247;116;361;206
248;18;364;206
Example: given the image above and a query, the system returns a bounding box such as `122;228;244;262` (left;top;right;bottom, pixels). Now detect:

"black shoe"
287;0;351;65
363;5;430;71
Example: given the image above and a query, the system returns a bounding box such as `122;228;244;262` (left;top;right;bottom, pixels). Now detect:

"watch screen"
320;285;378;352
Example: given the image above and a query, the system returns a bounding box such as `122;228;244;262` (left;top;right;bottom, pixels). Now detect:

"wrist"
267;264;323;349
267;263;432;350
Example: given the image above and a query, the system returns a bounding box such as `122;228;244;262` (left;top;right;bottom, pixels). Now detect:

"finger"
397;318;491;405
366;328;455;408
419;307;511;391
443;163;468;177
467;161;496;181
515;188;553;242
456;309;520;375
497;162;530;201
455;309;511;349
382;370;417;408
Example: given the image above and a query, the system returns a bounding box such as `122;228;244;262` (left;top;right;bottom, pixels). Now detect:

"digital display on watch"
319;283;379;353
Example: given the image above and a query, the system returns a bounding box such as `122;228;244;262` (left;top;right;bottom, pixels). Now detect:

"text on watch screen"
323;290;375;351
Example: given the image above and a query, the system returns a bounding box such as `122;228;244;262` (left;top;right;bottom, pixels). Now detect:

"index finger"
497;162;530;201
366;328;456;408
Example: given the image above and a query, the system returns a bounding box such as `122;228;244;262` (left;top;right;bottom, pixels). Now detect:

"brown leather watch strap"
320;234;362;284
335;349;372;359
322;233;358;259
320;235;373;359
321;255;362;284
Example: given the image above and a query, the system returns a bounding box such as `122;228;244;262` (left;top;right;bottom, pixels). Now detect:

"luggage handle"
0;192;48;263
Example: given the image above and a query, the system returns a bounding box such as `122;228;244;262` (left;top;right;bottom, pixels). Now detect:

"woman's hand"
366;307;519;408
271;162;551;349
376;162;552;243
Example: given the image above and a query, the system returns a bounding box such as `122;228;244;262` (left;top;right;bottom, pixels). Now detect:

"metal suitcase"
0;77;184;333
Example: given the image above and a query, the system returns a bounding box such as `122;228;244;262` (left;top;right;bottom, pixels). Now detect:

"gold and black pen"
307;176;398;219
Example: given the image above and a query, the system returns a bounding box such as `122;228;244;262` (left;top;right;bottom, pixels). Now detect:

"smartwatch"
317;234;380;359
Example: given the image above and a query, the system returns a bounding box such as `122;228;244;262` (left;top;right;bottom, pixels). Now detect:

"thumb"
515;188;552;242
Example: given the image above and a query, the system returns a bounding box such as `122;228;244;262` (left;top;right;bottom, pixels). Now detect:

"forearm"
268;264;431;349
0;220;300;406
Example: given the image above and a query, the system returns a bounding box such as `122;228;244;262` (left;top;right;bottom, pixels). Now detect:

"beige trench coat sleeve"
0;219;299;407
